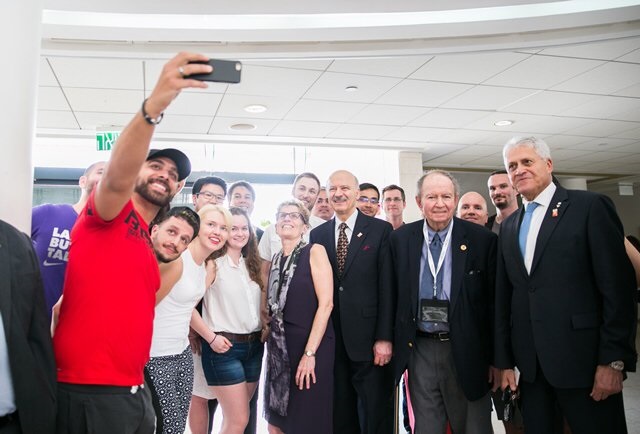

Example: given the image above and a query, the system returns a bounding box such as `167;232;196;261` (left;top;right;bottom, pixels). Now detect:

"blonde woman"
145;204;231;434
191;207;265;434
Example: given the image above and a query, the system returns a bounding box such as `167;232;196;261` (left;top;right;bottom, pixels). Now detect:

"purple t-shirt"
31;203;78;319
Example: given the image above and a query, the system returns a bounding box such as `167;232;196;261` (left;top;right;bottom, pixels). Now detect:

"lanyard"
422;220;453;298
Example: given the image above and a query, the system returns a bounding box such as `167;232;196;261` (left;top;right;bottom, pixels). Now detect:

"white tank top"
202;254;261;334
150;248;207;357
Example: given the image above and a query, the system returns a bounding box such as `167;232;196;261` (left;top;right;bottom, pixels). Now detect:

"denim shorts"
201;335;264;386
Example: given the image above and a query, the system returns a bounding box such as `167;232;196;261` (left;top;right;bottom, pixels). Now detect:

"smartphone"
187;59;242;83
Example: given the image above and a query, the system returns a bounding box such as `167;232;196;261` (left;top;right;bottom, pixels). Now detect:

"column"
398;151;424;222
0;1;43;232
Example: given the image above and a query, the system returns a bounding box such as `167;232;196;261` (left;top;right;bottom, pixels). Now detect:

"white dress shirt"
334;209;359;249
0;312;16;416
203;254;261;334
522;182;557;273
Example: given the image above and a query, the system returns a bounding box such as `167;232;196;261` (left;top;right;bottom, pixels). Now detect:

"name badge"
420;298;449;324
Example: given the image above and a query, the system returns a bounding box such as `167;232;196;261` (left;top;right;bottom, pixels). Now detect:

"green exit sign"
96;131;120;151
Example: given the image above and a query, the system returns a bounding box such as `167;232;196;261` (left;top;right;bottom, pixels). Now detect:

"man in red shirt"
53;52;213;434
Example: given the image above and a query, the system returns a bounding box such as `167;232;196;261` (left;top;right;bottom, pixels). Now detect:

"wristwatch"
609;360;624;371
304;350;316;357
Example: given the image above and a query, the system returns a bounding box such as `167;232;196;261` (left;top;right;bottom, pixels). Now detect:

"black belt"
417;330;450;342
58;382;144;394
0;411;18;429
215;331;262;343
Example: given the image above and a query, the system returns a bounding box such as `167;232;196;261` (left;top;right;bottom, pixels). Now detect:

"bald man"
310;170;395;434
457;192;489;226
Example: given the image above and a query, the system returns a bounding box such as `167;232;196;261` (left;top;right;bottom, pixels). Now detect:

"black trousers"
56;382;155;434
332;331;395;434
520;364;627;434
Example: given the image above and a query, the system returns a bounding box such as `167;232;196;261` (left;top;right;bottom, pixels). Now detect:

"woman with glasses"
190;207;265;434
265;199;335;434
145;204;231;434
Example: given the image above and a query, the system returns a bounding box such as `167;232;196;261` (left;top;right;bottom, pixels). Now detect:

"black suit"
0;220;56;433
495;185;637;433
391;217;497;401
485;214;497;230
310;211;395;434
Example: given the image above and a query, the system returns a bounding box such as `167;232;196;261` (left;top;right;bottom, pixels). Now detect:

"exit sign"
96;131;120;151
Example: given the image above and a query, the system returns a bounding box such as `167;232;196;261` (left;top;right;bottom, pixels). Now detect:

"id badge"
420;298;449;323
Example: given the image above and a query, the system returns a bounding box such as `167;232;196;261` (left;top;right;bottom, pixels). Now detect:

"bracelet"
141;98;164;125
208;334;218;345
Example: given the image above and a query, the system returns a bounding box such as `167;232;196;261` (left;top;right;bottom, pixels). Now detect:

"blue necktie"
519;202;539;258
429;233;443;298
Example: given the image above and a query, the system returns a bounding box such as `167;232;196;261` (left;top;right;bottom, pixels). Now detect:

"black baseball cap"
147;148;191;181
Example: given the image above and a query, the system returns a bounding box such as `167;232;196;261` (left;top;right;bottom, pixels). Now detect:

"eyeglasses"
277;212;304;222
315;198;329;204
196;191;225;202
384;197;403;203
357;197;379;205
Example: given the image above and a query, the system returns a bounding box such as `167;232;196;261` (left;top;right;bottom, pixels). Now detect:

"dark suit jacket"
310;211;394;362
391;217;497;401
495;185;637;388
0;220;56;433
485;214;497;230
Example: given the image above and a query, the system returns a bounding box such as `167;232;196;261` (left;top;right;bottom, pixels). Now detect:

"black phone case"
187;59;242;83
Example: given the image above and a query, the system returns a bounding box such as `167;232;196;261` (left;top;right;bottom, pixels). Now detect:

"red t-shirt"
53;193;160;386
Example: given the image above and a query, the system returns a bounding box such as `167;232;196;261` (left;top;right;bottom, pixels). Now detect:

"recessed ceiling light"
494;120;514;127
230;123;256;131
244;104;267;113
345;85;359;92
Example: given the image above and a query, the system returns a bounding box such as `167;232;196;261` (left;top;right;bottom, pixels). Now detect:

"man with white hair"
495;136;636;434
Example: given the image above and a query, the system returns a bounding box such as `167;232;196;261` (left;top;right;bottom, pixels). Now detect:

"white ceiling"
37;1;640;185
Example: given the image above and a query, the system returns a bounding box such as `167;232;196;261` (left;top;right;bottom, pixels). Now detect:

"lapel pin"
460;244;467;251
357;232;363;238
552;202;562;218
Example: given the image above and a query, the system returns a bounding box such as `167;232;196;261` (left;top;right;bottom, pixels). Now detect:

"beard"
135;177;174;207
495;200;510;210
155;250;178;264
151;233;179;263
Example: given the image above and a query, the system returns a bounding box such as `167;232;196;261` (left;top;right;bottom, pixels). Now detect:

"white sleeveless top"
202;254;261;334
150;248;207;357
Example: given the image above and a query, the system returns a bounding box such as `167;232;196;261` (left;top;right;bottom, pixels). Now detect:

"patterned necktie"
337;222;348;276
519;202;539;258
